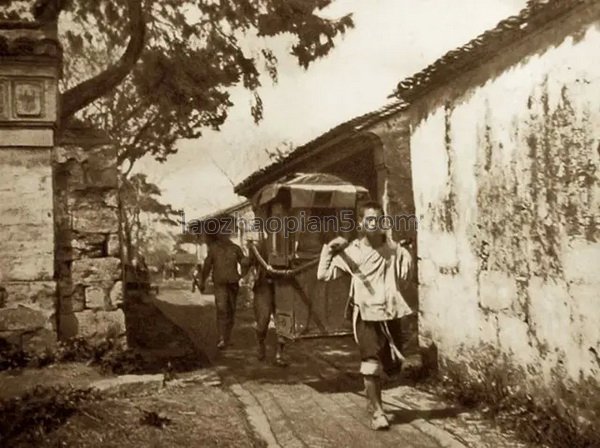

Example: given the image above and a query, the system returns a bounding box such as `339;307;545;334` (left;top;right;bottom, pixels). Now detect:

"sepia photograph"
0;0;598;447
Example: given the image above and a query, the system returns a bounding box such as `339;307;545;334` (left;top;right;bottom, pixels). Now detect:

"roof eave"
192;199;251;223
392;0;593;103
234;130;359;198
235;101;408;197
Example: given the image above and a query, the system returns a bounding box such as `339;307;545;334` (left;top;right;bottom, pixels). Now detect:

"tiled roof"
0;21;60;58
193;200;252;223
393;0;591;102
234;100;408;195
0;35;60;57
235;0;591;197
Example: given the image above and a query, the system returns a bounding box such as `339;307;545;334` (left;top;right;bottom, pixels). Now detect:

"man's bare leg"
253;284;271;361
255;330;266;360
274;339;288;367
364;375;385;414
361;362;389;430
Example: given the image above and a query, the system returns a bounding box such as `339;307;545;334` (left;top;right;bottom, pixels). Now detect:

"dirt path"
155;285;529;448
23;376;267;448
1;283;529;447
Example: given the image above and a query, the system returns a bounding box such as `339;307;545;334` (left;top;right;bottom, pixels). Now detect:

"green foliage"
139;410;172;428
265;140;295;163
0;0;34;20
143;231;177;269
0;335;206;376
434;346;525;411
0;385;102;446
120;174;179;224
2;1;354;171
40;337;150;375
423;345;600;448
55;0;354;170
0;341;31;371
54;336;123;364
119;173;180;263
0;336;124;372
0;339;55;371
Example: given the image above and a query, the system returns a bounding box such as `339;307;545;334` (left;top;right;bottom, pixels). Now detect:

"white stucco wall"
409;16;600;380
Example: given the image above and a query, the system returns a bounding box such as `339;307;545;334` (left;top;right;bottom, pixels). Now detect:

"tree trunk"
121;208;134;264
60;0;146;121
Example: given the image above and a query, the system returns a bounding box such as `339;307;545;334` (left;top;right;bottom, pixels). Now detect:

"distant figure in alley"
318;201;413;431
200;228;248;350
247;237;288;367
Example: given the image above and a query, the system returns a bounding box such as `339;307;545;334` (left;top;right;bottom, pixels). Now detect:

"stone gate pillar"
54;122;125;342
0;21;61;351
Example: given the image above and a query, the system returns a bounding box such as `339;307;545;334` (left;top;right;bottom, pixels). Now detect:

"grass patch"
0;339;54;371
419;345;600;448
0;385;102;446
0;378;266;447
23;383;265;447
0;336;207;375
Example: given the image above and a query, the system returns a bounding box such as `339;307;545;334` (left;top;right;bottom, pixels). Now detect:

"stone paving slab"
237;380;444;448
156;286;532;448
387;386;529;448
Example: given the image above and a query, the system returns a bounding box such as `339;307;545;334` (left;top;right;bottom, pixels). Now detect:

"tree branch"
122;158;136;178
117;110;160;166
210;154;236;187
60;0;146;121
113;99;147;133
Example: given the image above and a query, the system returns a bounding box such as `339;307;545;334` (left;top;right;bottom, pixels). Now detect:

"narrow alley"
153;283;528;448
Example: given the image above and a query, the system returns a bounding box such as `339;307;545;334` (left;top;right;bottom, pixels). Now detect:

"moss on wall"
411;18;600;380
475;79;598;281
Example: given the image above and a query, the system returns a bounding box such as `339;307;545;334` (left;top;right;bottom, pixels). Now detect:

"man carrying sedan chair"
247;235;289;367
317;200;413;431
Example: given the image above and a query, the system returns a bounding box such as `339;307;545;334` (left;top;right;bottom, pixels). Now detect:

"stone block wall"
0;150;57;351
53;125;125;342
0;23;60;352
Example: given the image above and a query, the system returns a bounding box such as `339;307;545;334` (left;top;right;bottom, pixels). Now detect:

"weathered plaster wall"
409;17;600;379
53;128;124;342
291;135;379;199
370;116;420;354
372;115;415;243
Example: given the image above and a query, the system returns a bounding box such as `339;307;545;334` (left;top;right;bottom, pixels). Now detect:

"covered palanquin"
249;173;370;340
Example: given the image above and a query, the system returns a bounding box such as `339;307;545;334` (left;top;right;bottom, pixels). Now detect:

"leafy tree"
210;139;296;185
0;1;34;20
142;229;178;271
4;0;354;173
265;140;295;162
2;1;353;260
118;173;180;262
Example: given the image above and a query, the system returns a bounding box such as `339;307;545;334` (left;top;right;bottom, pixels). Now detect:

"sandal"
367;402;393;421
274;355;289;367
370;412;390;431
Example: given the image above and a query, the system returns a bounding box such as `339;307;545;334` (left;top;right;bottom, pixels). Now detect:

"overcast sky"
136;0;527;219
